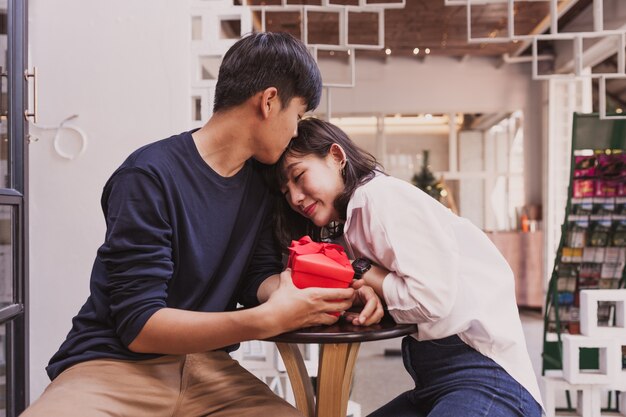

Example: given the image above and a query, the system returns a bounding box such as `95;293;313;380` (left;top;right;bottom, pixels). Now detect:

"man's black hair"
214;32;322;113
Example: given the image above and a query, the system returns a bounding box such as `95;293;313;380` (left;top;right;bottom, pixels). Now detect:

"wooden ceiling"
240;0;626;108
246;0;562;58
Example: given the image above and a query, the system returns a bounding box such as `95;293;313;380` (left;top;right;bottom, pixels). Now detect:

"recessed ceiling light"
385;48;391;55
425;48;431;54
413;48;419;55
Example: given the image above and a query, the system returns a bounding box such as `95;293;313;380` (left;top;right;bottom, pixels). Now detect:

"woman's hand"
343;279;384;326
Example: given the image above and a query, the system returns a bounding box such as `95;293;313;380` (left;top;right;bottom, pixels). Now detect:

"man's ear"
260;87;279;119
329;143;347;167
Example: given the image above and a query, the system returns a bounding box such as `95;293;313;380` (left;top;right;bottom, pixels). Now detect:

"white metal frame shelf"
444;0;626;119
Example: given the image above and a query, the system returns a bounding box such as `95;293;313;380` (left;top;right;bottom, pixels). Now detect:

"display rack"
542;113;626;412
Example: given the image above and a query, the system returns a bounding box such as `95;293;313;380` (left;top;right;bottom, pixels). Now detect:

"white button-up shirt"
343;174;542;406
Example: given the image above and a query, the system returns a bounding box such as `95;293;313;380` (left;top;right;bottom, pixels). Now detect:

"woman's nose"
289;188;304;207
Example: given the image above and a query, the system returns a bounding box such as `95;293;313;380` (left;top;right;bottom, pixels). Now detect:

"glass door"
0;0;28;415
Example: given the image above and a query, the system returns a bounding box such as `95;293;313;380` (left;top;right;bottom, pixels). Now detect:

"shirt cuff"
382;271;403;310
381;271;427;324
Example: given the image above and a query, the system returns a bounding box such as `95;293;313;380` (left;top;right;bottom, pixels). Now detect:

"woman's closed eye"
280;170;304;198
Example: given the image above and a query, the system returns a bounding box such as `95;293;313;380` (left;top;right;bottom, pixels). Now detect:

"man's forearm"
128;271;356;355
127;305;278;354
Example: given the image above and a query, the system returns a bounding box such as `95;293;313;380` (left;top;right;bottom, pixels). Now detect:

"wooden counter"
485;230;544;309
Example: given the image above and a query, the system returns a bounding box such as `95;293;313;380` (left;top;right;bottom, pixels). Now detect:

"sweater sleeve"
359;182;460;324
237;206;283;307
97;168;174;347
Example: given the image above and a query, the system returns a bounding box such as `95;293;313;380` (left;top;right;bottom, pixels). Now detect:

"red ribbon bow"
287;236;351;270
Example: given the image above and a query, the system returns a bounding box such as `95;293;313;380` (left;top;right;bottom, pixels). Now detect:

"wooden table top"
267;314;417;344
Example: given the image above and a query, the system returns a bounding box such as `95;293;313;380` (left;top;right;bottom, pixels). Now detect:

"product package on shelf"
547;148;626;339
570;198;593;215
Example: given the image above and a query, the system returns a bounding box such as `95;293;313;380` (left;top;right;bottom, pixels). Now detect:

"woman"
272;118;542;417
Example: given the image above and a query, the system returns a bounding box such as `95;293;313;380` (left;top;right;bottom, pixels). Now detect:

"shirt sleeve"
359;183;460;324
97;167;174;347
236;203;283;307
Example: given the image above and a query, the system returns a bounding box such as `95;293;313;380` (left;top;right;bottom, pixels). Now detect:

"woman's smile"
303;202;317;217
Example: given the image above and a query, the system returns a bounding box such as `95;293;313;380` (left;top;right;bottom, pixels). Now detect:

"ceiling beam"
557;23;626;73
592;78;626;108
469;111;510;130
510;0;582;58
613;83;626;97
497;52;554;68
556;0;593;31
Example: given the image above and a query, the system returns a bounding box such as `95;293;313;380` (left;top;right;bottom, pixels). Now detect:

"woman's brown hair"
270;117;381;249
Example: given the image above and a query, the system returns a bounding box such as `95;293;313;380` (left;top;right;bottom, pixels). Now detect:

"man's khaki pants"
21;351;302;417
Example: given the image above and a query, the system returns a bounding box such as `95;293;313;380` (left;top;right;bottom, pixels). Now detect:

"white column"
448;113;458;174
375;115;387;167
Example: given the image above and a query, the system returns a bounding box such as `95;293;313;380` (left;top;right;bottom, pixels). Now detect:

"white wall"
345;131;449;179
26;1;545;403
28;0;190;400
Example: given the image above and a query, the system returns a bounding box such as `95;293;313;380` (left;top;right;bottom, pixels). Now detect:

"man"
23;32;381;417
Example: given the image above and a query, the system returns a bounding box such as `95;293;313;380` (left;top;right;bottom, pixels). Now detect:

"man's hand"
260;269;356;334
343;279;384;326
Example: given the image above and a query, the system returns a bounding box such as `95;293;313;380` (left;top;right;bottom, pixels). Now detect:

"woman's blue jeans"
367;335;542;417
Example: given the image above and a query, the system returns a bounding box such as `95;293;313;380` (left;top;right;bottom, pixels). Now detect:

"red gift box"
287;236;354;289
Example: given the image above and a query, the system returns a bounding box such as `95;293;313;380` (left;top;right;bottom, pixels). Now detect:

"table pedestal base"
276;342;361;417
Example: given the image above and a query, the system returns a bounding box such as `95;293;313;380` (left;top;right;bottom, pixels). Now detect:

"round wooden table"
267;315;417;417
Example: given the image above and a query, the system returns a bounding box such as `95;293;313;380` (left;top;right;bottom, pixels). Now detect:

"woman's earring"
341;159;347;177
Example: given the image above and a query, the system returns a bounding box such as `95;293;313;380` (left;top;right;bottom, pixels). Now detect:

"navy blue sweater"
47;130;282;380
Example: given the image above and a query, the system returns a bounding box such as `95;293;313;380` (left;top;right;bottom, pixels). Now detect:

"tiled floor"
350;309;544;415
